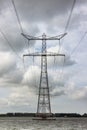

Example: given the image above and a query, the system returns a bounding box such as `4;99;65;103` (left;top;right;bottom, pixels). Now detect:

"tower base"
32;113;56;120
32;117;56;120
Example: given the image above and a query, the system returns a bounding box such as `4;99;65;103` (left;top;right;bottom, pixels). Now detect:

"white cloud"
8;86;36;107
65;82;87;100
22;65;40;94
71;87;87;100
47;46;76;67
0;86;37;109
0;98;8;108
0;52;16;76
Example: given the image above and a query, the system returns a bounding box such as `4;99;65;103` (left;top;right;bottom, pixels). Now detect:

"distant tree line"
0;113;87;117
0;113;35;117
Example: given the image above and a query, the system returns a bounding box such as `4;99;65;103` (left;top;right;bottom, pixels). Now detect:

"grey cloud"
64;55;76;66
0;21;39;52
0;52;16;77
0;98;8;108
13;0;87;32
15;0;72;22
4;70;23;84
51;89;65;97
22;65;73;97
0;86;36;108
22;65;40;93
65;83;87;100
47;49;76;67
0;0;8;10
0;0;87;113
0;3;40;53
0;0;87;54
0;52;24;87
0;70;24;88
8;86;36;108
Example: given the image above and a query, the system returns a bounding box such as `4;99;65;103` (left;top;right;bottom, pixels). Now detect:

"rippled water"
0;117;87;130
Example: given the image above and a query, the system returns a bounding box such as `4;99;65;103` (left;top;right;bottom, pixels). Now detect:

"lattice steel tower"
37;33;51;114
22;32;67;118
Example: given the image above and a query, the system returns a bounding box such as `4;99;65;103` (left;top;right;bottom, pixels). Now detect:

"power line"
49;0;76;89
12;0;30;55
58;0;76;55
0;29;22;60
12;0;23;33
23;56;29;85
58;56;65;85
58;0;76;81
64;0;76;32
71;32;87;56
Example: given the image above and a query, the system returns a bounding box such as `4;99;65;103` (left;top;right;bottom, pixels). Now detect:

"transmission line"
23;56;29;86
12;0;31;56
71;32;87;56
58;56;65;87
59;0;76;51
64;0;76;32
12;0;23;33
58;0;76;81
0;29;22;60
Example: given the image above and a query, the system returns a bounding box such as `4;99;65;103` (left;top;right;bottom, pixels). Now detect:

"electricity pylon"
22;33;67;119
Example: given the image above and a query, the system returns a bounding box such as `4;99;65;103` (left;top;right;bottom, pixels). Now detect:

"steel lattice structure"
22;33;66;118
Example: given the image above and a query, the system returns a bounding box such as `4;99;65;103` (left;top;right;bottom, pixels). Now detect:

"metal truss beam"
23;53;65;57
21;33;67;41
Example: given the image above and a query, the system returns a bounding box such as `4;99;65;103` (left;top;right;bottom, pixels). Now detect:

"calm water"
0;117;87;130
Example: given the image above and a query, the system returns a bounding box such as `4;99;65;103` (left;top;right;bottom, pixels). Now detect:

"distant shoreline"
0;113;87;117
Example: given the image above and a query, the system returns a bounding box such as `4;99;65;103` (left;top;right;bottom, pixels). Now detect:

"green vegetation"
0;113;87;117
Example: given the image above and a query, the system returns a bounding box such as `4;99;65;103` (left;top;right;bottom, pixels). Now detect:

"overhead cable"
12;0;30;54
64;0;76;32
71;32;87;55
58;0;76;55
12;0;23;33
0;29;22;60
60;56;65;84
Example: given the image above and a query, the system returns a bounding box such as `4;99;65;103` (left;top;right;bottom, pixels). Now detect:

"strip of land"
0;113;87;117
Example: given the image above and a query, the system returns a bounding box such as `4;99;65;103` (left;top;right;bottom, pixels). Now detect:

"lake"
0;117;87;130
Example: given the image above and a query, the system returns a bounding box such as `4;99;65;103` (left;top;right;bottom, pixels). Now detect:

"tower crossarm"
23;53;65;57
21;33;67;41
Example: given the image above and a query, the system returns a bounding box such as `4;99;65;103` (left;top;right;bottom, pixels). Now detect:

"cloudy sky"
0;0;87;114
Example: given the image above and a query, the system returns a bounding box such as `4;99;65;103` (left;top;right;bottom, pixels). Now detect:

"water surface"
0;117;87;130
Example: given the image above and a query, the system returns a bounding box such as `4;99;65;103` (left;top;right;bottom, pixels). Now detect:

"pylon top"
21;33;67;41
